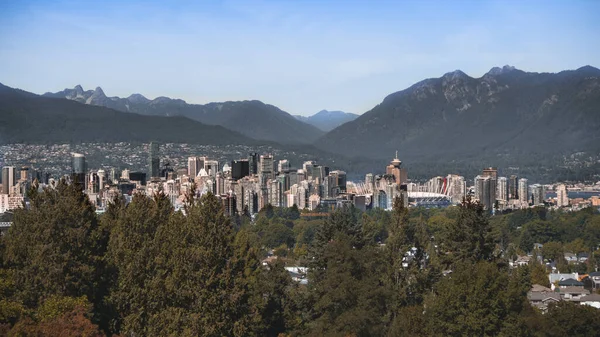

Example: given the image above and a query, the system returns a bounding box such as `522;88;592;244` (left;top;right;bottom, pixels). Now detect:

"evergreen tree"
4;181;104;309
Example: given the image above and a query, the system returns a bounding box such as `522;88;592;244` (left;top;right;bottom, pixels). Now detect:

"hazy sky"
1;0;599;116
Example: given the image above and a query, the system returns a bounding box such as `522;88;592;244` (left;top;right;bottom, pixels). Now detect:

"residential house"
527;292;561;312
557;286;589;301
578;252;589;263
558;278;584;289
512;255;531;267
564;252;578;263
549;273;579;290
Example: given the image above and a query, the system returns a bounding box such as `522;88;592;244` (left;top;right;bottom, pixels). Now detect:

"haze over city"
1;0;599;115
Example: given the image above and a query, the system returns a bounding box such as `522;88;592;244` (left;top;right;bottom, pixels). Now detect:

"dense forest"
1;182;600;336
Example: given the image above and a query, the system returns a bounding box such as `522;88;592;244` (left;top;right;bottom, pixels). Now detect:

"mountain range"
0;83;256;145
294;110;359;131
2;65;599;175
43;87;323;144
319;65;600;161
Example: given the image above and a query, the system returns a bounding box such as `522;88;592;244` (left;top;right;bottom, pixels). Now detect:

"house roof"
531;284;552;293
549;273;578;283
528;292;561;302
558;287;590;295
558;278;584;287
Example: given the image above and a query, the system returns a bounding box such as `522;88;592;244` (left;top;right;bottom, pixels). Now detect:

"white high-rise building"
518;178;529;204
497;177;508;201
446;174;466;204
556;184;569;207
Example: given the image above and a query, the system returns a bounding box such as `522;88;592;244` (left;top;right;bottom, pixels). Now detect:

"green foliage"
440;198;495;267
3;180;105;308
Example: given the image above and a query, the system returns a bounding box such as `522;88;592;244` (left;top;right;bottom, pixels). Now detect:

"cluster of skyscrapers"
1;143;580;216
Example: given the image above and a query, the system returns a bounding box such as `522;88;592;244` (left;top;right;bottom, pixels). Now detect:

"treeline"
1;182;600;336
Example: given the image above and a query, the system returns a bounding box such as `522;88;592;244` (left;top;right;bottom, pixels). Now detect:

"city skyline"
1;1;599;115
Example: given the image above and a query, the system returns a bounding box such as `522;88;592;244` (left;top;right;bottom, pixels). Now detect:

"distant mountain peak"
127;93;149;103
94;87;105;95
442;70;469;81
74;84;84;93
486;65;518;76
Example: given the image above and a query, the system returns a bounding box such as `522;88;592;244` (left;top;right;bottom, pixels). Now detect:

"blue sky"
1;0;599;116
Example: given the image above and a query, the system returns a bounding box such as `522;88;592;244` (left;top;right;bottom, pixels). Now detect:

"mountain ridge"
43;86;323;144
319;65;600;161
0;83;259;146
294;109;359;131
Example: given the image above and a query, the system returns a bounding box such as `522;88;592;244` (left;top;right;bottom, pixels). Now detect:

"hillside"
44;87;324;144
295;110;359;131
318;66;600;161
0;83;257;145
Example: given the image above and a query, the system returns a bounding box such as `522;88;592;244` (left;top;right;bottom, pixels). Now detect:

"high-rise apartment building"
329;170;347;193
248;153;258;175
497;177;508;201
530;184;545;206
1;166;16;195
148;142;160;178
475;175;496;210
509;175;518;200
446;174;466;204
482;167;498;180
277;160;290;174
259;154;274;185
556;184;569;207
518;178;529;204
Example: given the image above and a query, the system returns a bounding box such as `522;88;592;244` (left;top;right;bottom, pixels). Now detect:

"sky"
1;0;599;116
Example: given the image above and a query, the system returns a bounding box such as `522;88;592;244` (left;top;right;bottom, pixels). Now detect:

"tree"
105;192;173;334
425;262;530;336
440;197;495;267
4;181;105;309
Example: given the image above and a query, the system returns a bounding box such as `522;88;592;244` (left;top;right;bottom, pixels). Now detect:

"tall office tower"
188;157;201;178
148;142;160;178
509;175;518;200
1;166;16;195
277;173;290;194
204;160;220;178
518;178;529;204
556;184;569;207
278;159;290;174
474;175;496;210
89;171;100;194
497;177;508;201
530;184;545;205
386;152;408;185
259;154;274;185
446;174;466;203
231;160;250;180
482;167;498;180
248;152;258;175
71;153;87;190
329;170;347;193
97;169;106;192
